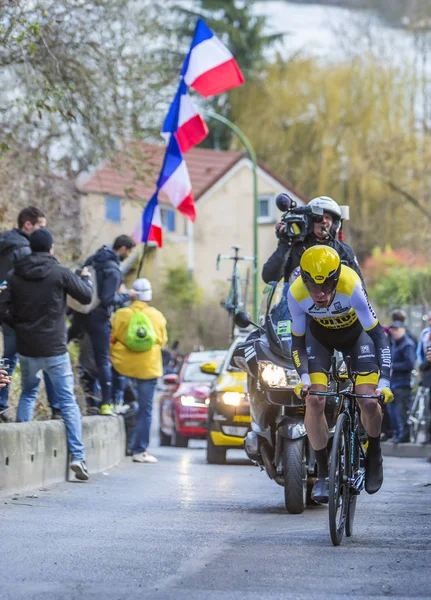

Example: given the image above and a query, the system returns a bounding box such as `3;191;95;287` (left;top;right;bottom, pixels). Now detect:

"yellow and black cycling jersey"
288;265;377;333
287;265;391;387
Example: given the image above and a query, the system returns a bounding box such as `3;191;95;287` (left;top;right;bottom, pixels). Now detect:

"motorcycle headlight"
221;391;246;406
259;362;300;389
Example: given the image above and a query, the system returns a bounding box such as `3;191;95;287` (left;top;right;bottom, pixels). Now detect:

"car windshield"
183;360;223;383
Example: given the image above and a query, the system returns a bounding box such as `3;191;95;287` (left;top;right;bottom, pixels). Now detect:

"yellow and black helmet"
300;246;341;293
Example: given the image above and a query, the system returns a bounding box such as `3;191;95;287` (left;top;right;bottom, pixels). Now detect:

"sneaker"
311;477;329;503
0;407;13;423
100;404;116;416
70;460;89;481
86;407;100;416
115;404;130;415
365;451;383;494
132;451;158;463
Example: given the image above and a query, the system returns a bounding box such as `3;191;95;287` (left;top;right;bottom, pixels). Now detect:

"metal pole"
205;111;259;321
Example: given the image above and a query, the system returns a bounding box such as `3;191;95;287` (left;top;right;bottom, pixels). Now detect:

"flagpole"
205;112;259;322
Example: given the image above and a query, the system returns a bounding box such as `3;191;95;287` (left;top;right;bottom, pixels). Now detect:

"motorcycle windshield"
259;281;293;359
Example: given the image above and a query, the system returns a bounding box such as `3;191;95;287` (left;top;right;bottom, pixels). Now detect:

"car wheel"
159;428;172;447
207;432;226;464
172;423;188;448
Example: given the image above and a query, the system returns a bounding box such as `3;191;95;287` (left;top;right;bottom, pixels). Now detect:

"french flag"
161;80;209;153
182;18;244;98
132;194;163;248
158;134;196;221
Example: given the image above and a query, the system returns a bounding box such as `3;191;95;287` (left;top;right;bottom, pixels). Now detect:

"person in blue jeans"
73;235;137;416
0;206;60;421
0;228;93;480
110;278;167;463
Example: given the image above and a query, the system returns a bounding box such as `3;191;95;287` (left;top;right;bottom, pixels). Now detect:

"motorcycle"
233;281;338;514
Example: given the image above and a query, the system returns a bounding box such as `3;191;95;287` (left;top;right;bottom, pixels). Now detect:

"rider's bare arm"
287;289;311;385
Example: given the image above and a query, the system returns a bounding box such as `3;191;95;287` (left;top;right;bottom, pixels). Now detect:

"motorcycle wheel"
282;438;307;514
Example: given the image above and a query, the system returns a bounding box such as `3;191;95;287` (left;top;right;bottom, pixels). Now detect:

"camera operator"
262;196;364;285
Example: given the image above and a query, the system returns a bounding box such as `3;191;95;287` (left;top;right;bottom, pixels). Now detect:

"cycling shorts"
306;319;379;387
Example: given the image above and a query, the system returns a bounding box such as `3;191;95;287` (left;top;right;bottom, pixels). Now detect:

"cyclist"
287;246;393;503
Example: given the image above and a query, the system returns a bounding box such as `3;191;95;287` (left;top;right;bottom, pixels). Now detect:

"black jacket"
84;246;128;316
262;234;364;285
390;333;416;389
0;229;31;283
3;253;92;357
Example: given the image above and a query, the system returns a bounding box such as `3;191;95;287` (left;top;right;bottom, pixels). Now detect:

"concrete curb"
382;441;431;459
0;416;126;495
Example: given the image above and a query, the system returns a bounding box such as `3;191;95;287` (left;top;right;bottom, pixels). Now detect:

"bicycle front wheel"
329;412;351;546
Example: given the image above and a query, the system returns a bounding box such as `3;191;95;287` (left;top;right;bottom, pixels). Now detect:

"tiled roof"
78;142;243;203
77;141;306;203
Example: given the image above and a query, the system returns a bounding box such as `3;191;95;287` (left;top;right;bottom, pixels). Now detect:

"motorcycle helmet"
300;245;341;294
308;196;342;238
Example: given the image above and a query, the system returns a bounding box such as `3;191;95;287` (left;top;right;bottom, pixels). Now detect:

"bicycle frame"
217;245;255;339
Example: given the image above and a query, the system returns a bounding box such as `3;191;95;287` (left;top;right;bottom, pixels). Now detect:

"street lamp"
205;111;259;321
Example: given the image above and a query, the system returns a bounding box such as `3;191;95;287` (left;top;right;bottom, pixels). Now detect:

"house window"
105;196;121;223
161;208;176;232
258;194;275;223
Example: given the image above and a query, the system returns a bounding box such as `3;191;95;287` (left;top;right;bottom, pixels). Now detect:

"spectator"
72;235;137;416
417;311;431;444
0;207;60;422
0;228;93;480
391;309;418;346
389;319;416;443
110;278;167;463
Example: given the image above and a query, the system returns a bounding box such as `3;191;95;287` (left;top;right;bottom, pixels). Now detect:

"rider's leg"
306;379;330;503
305;383;329;452
356;380;384;494
356;383;382;438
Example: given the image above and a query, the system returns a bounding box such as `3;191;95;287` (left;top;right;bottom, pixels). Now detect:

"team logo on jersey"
361;344;370;354
332;301;349;314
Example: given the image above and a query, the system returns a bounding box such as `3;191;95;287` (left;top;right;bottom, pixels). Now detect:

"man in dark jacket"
262;196;364;285
388;320;416;443
2;228;93;480
0;206;57;421
73;235;137;416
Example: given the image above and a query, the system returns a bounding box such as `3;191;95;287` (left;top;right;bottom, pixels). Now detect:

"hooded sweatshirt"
5;253;92;357
0;229;31;283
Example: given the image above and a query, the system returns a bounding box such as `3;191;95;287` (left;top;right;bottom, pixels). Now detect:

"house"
77;142;306;302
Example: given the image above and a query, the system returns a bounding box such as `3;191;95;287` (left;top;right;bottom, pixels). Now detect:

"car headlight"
180;395;209;407
259;362;300;389
221;391;246;406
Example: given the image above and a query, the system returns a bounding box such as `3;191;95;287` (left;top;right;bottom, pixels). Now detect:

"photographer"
262;196;364;285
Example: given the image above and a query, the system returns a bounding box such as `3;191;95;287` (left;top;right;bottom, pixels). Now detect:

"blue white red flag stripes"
161;80;209;153
156;134;196;221
132;193;163;247
181;19;244;98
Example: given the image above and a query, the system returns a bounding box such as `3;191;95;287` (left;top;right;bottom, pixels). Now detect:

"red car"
159;350;227;447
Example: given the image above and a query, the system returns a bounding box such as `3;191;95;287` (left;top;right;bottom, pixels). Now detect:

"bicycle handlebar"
301;389;384;403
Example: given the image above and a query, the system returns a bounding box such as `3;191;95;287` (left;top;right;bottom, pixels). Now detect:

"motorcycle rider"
262;196;363;285
287;246;393;503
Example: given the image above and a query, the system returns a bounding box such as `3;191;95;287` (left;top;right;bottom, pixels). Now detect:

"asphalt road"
1;426;430;600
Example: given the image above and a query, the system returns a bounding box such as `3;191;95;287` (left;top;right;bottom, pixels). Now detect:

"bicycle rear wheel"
329;412;351;546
